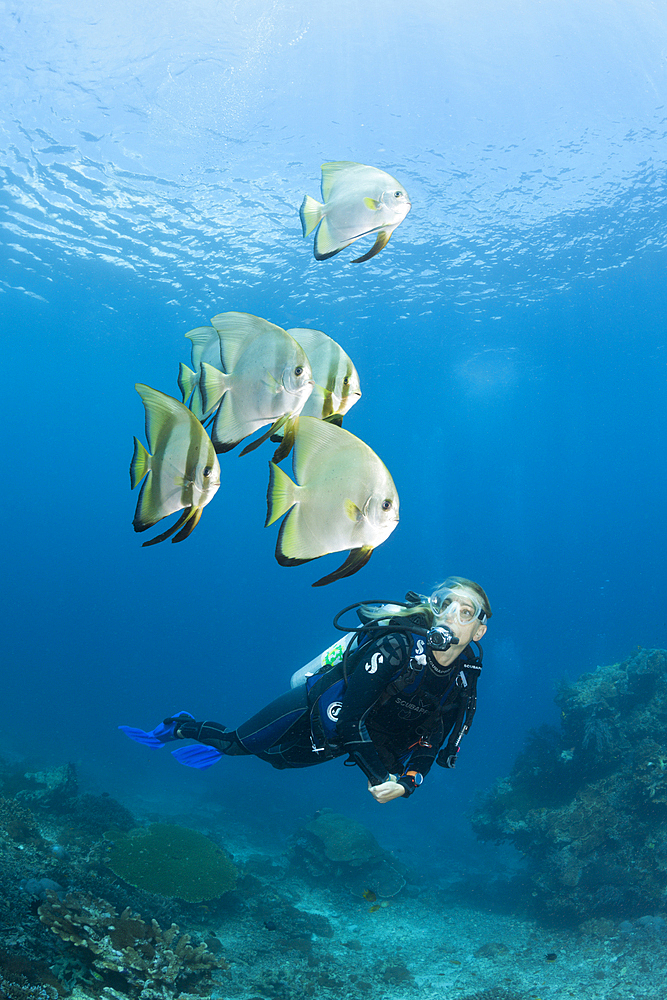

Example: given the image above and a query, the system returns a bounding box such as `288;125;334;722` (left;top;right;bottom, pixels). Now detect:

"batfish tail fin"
199;362;228;418
300;194;324;237
178;363;198;405
130;437;151;490
265;461;297;527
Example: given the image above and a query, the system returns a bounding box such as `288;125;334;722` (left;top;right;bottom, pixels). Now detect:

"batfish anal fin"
351;229;392;263
274;511;316;567
314;244;345;262
314;216;350;261
312;545;374;587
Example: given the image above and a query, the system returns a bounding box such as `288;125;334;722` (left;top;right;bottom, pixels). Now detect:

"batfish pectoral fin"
351;229;391;263
312;545;374;587
141;508;193;547
363;197;382;210
344;498;364;523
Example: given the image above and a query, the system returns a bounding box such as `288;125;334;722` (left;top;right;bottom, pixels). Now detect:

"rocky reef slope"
472;647;667;921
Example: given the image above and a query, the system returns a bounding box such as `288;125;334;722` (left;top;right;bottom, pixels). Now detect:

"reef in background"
0;755;416;999
471;647;667;922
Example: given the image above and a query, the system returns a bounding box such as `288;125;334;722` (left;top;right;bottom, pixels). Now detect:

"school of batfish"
130;161;410;586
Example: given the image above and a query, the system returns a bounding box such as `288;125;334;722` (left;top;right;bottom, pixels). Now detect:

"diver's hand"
368;776;406;803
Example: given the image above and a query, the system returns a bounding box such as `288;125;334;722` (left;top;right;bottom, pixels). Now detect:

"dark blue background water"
2;0;666;868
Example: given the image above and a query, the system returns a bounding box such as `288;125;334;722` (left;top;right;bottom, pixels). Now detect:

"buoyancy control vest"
299;625;483;763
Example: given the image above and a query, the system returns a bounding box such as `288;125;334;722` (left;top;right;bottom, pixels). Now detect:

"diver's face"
432;587;487;665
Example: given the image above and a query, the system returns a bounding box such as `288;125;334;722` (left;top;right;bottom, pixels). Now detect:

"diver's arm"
335;632;411;787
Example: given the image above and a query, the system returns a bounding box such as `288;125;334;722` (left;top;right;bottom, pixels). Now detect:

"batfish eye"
381;499;393;511
394;190;402;198
343;376;350;384
203;466;212;477
294;365;304;376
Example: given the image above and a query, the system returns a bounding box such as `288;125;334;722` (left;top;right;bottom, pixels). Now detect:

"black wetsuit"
179;630;481;799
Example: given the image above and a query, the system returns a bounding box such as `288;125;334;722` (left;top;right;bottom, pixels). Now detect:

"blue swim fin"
171;744;223;769
119;711;194;748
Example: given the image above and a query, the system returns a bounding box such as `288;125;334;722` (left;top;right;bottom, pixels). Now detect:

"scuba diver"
120;577;491;804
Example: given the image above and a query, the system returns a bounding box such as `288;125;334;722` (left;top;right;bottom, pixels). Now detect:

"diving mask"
428;584;488;626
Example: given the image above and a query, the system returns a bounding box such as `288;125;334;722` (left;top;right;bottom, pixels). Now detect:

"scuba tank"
290;632;358;688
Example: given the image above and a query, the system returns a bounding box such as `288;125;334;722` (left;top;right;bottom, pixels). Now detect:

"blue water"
2;0;667;866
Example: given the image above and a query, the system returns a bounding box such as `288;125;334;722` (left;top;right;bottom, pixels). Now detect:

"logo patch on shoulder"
366;652;384;673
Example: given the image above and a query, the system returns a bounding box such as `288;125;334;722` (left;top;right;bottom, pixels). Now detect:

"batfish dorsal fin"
135;384;188;455
320;161;361;200
185;326;220;371
291;416;346;484
211;312;285;373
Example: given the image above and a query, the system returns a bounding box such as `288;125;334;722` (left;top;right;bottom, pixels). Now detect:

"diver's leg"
235;685;309;753
174;718;249;755
173;685;310;758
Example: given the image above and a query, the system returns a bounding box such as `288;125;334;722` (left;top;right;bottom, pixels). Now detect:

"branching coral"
38;890;227;992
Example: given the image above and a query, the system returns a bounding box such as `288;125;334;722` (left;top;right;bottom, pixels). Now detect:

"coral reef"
0;796;44;846
104;823;238;902
303;810;384;865
66;792;136;837
471;647;667;920
38;890;227;995
290;808;410;908
17;765;77;811
0;950;62;1000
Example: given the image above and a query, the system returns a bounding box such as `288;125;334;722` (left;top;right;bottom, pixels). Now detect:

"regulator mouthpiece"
426;625;459;651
